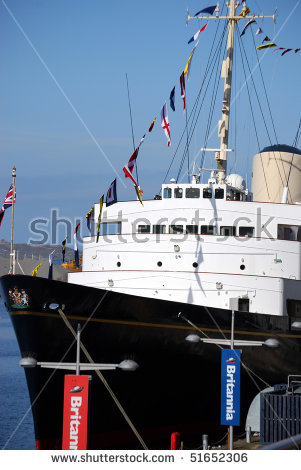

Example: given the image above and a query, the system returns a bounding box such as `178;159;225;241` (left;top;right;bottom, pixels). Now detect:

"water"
0;302;35;450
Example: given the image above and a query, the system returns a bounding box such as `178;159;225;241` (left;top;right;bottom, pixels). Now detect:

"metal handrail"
262;433;301;450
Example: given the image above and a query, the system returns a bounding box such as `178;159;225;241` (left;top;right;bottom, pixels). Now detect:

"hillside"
0;239;77;262
0;240;80;280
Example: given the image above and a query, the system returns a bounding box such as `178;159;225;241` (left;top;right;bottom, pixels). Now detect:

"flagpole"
9;166;16;275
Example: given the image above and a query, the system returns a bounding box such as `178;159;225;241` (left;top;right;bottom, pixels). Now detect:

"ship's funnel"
251;145;301;204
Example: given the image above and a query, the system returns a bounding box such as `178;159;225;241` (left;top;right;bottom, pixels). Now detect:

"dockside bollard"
202;434;208;450
246;425;251;444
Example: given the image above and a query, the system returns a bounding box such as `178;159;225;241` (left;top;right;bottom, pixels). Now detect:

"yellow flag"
256;43;277;50
184;41;198;80
236;7;250;22
32;263;42;277
135;186;144;207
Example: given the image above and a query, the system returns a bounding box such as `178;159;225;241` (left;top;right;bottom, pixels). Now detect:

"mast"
9;166;16;275
218;0;237;181
187;1;276;183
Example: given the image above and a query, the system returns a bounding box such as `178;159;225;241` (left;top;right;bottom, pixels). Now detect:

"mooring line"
57;307;148;450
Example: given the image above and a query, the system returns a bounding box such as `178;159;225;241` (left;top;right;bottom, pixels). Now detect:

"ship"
1;1;301;450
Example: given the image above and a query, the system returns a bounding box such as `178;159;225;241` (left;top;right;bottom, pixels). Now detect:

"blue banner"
220;349;241;426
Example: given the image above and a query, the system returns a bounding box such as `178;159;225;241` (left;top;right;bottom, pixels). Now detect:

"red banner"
62;375;89;450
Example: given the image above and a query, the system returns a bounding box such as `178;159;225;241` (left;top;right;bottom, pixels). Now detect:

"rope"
200;30;227;171
161;5;227;189
285;117;301;189
238;28;291;202
236;29;271;201
180;306;270;388
126;73;139;186
293;117;301;147
57;306;148;450
175;23;228;182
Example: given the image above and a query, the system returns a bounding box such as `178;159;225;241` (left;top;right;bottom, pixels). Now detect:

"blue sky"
0;0;300;246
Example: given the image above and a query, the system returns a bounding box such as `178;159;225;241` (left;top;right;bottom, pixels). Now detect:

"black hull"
1;274;301;449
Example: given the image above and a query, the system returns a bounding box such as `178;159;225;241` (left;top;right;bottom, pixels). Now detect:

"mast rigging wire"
126;73;139;186
161;5;227;189
236;29;271;200
237;27;293;202
286;117;301;188
175;23;228;183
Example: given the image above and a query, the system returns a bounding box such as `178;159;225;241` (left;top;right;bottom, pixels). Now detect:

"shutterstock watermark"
28;208;275;246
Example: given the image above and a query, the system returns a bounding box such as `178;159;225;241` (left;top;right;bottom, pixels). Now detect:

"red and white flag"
123;164;139;186
180;72;186;112
125;134;146;176
160;103;171;147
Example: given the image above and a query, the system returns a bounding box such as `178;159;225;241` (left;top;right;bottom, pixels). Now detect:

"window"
100;222;121;235
201;225;216;235
238;298;249;312
138;225;150;234
287;299;301;318
174;187;183;198
203;187;212;199
239;227;254;237
186;188;200;198
153;225;166;234
215;188;224;199
169;225;184;234
163;187;172;199
226;190;233;200
186;225;198;234
278;225;301;241
220;226;236;236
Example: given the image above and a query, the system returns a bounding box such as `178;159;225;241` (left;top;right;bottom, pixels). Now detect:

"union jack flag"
0;184;16;227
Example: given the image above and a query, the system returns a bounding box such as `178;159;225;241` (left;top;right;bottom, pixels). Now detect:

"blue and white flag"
106;179;117;207
188;23;208;44
169;86;175;111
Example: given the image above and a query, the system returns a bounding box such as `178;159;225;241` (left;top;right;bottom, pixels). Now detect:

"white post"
281;186;288;204
9;167;16;274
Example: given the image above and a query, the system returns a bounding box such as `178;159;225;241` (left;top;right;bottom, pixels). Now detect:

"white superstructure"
69;176;301;318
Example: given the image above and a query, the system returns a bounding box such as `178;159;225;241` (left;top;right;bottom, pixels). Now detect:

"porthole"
117;262;121;267
43;302;64;311
157;261;162;267
240;264;246;271
193;262;198;268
